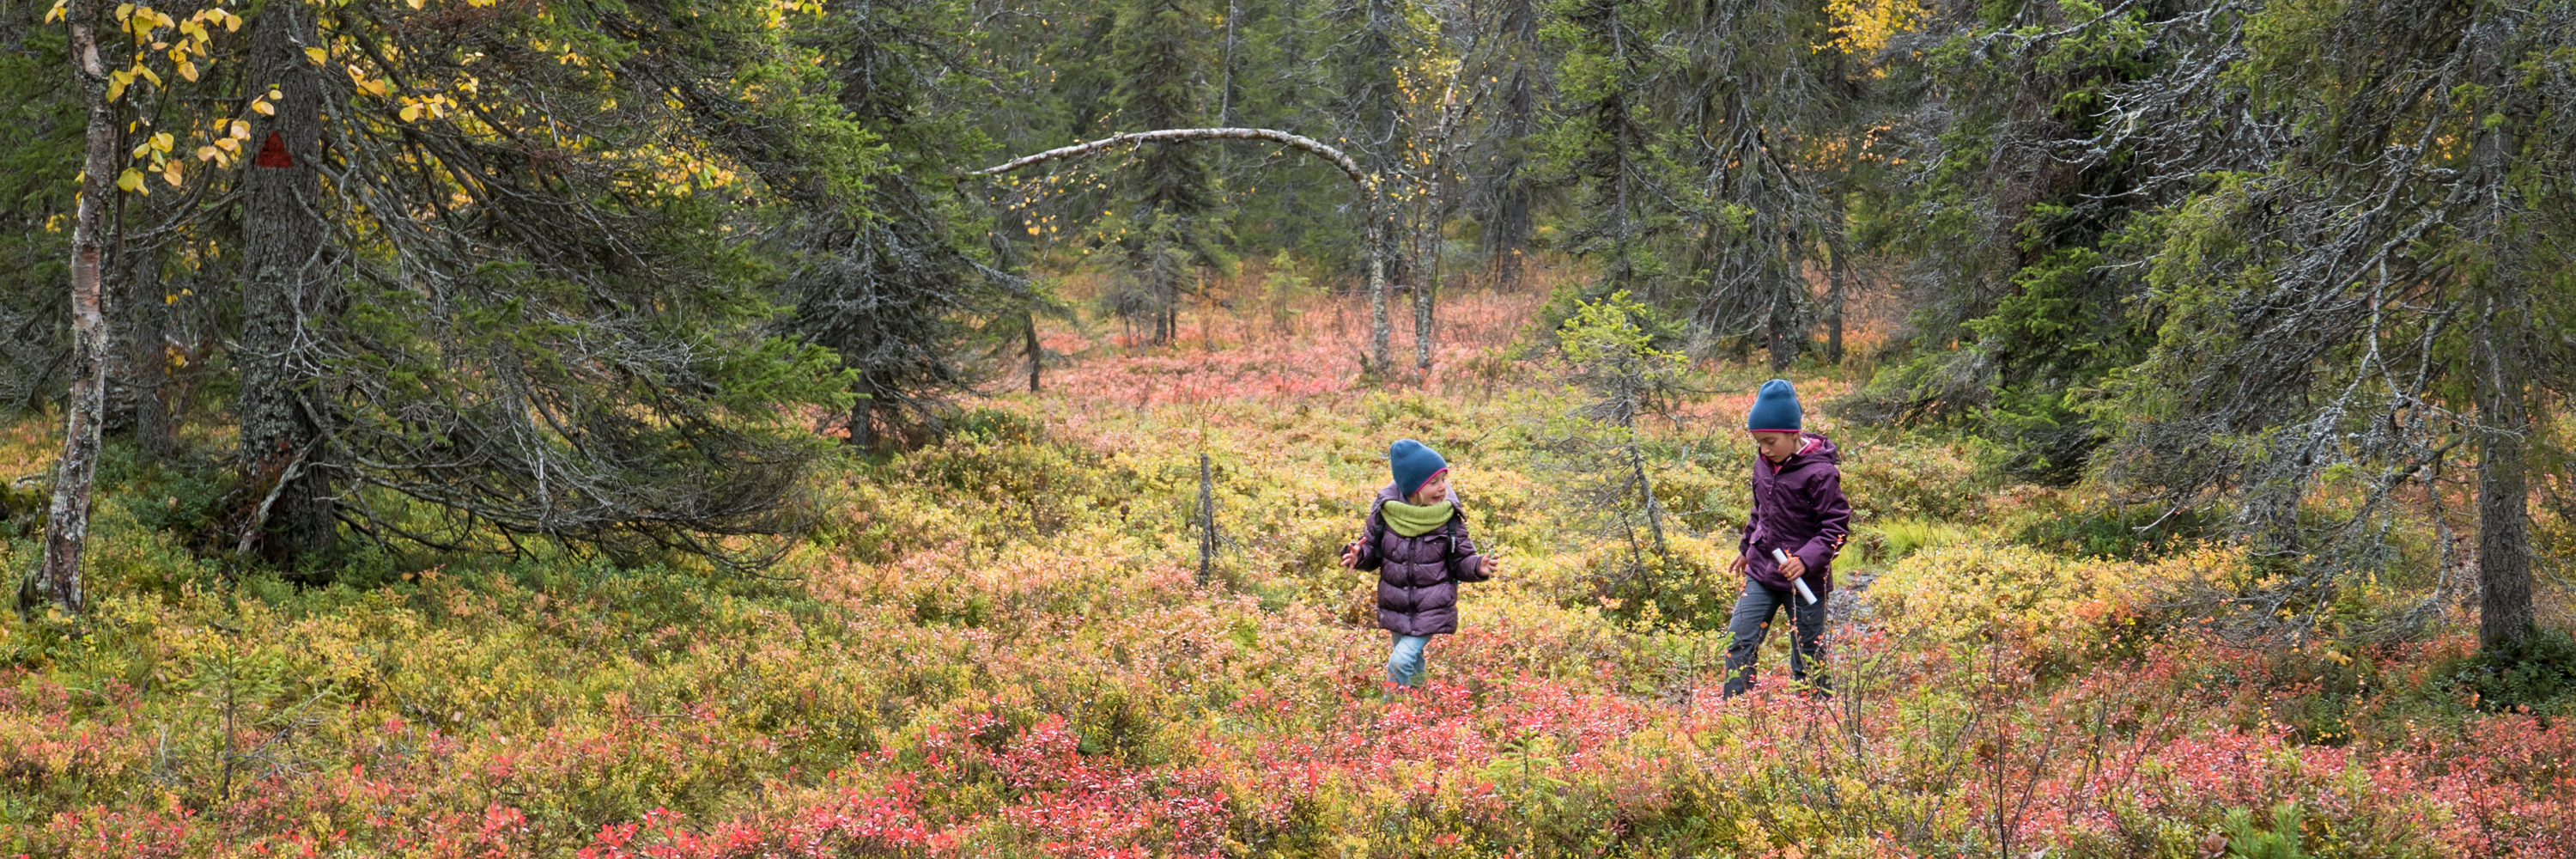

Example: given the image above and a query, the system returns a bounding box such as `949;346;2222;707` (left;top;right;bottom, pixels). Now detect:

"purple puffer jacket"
1352;483;1491;637
1739;432;1852;595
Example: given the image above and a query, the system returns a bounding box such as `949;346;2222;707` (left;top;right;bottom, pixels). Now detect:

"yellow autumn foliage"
1869;541;2248;658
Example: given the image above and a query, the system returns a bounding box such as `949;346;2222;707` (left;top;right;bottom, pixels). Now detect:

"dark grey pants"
1722;579;1828;697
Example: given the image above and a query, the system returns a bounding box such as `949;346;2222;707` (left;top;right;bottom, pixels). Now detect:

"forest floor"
1;267;2572;857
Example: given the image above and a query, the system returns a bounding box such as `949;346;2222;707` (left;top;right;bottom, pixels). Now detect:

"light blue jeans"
1387;634;1431;687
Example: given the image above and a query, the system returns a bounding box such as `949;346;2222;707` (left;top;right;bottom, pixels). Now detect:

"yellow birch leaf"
114;3;133;21
178;59;198;82
214;137;238;152
161;161;183;186
150;131;173;152
223;10;241;31
400;103;422;122
407;0;423;8
116;168;145;192
196;145;219;161
107;77;130;103
362;79;388;97
231;119;250;139
304;46;328;64
137;65;161;87
46;0;66;23
252;99;275;116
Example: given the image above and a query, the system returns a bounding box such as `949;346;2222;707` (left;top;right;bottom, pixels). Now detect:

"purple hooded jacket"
1740;431;1852;595
1352;483;1491;637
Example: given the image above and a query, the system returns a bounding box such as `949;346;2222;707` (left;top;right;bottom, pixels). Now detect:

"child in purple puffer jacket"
1724;380;1851;698
1340;439;1501;688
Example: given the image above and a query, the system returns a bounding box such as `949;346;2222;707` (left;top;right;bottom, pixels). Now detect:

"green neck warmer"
1382;499;1455;537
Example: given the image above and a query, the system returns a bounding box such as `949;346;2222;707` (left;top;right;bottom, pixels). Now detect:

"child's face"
1751;431;1802;463
1409;470;1450;505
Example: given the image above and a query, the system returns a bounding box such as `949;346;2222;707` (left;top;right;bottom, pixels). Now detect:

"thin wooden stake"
1198;452;1215;585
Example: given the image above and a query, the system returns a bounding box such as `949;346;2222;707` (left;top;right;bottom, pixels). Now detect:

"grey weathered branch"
973;127;1394;369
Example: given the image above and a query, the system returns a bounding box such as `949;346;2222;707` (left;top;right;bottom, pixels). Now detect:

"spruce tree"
1106;0;1223;345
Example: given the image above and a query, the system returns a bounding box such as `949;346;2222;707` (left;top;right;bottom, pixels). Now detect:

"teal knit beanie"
1747;379;1802;432
1388;439;1448;497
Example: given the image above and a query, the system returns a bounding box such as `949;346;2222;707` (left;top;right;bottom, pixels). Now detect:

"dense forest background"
3;0;2576;855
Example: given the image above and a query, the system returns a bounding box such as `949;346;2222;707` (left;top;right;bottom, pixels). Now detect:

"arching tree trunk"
29;0;120;616
973;127;1394;371
235;1;337;560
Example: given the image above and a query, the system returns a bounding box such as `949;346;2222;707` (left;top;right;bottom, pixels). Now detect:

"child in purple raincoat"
1340;439;1500;688
1724;379;1851;697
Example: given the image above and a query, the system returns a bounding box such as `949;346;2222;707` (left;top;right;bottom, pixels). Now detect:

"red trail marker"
253;131;293;168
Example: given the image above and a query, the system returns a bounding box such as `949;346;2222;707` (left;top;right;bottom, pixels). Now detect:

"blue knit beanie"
1747;379;1802;432
1388;439;1448;497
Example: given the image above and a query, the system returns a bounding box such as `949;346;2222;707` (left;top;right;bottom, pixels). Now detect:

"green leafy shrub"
1854;517;1971;566
1838;434;1987;522
2443;626;2576;714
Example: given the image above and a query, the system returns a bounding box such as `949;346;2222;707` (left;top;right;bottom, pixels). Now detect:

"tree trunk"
2476;310;2534;651
1024;311;1042;393
967;127;1390;369
849;396;875;449
1825;204;1849;367
124;241;173;460
1413;165;1440;371
1767;244;1801;374
1627;440;1667;562
2470;15;2531;654
236;1;336;560
1413;235;1434;370
1370;218;1390;371
29;0;120;616
1157;265;1176;345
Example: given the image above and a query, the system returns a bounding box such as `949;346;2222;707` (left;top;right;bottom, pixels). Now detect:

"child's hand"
1778;554;1807;580
1728;552;1747;576
1340;541;1360;569
1482;549;1504;579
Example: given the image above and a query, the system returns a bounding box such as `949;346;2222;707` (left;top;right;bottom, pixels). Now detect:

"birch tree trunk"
29;0;119;616
971;127;1392;371
1413;184;1435;370
1369;221;1389;371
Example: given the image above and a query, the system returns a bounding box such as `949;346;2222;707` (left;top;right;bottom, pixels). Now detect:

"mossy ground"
1;274;2569;857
